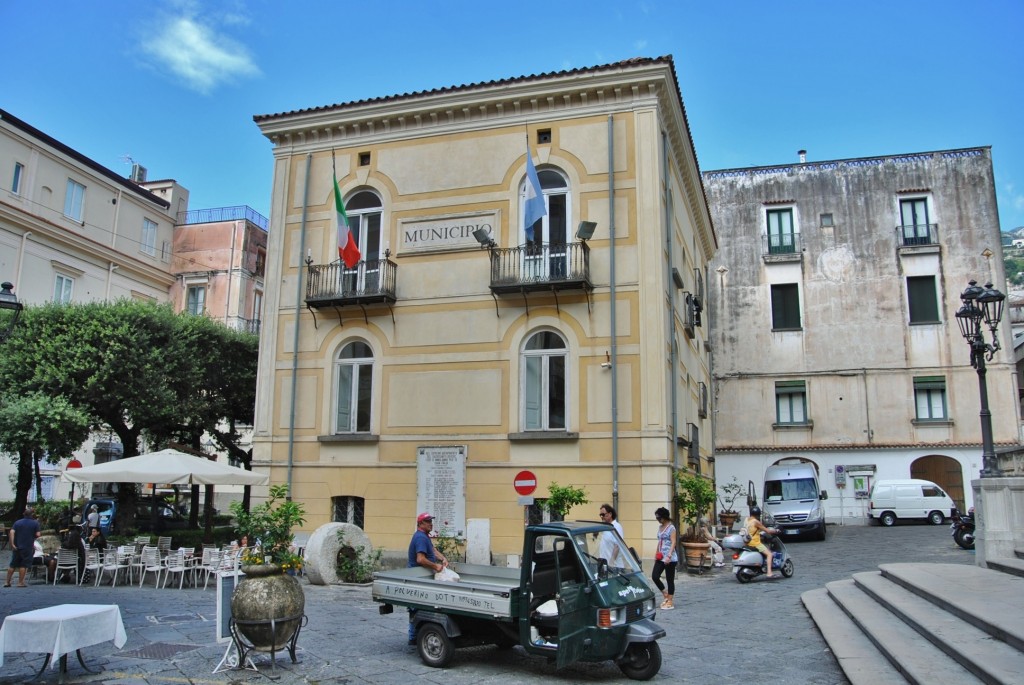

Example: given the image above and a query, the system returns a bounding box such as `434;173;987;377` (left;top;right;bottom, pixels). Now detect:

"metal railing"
762;233;802;255
305;259;397;304
897;223;938;246
177;206;269;231
488;242;591;290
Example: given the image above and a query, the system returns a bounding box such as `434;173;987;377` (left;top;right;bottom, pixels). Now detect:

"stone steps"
802;563;1024;685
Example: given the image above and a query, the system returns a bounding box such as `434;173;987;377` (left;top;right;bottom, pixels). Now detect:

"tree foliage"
0;300;258;524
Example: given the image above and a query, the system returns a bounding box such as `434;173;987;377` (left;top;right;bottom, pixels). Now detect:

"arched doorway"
911;455;965;512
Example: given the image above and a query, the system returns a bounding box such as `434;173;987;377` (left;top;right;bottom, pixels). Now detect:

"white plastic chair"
96;548;132;586
53;549;80;586
138;546;163;588
82;549;102;585
198;548;222;590
162;548;188;589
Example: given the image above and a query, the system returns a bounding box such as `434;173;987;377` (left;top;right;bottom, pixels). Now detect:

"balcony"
305;259;397;308
487;242;592;295
762;233;802;263
897;223;938;247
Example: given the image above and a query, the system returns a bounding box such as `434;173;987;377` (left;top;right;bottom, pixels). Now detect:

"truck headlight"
597;607;626;628
808;507;822;521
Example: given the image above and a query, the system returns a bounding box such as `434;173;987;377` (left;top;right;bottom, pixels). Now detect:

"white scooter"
722;525;795;584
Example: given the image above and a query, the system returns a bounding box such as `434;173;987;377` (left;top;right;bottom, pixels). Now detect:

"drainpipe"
104;263;118;301
14;231;32;291
663;133;679;473
225;221;239;327
608;115;619;512
287;153;313;496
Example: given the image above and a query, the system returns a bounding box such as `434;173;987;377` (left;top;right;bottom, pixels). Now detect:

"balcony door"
767;208;795;254
900;198;930;245
522;170;569;280
342;191;382;293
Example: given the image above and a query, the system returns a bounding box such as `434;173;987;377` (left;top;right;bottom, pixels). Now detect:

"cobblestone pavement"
0;523;974;684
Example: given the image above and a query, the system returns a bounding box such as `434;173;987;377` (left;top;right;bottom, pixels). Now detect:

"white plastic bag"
435;567;460;582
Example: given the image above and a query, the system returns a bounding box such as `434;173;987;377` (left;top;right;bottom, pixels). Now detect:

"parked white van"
762;463;828;540
868;479;955;526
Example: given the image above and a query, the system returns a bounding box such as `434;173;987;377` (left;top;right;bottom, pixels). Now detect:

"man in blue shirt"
6;507;41;587
406;513;449;644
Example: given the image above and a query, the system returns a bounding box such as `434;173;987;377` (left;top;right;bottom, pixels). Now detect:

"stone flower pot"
231;564;306;650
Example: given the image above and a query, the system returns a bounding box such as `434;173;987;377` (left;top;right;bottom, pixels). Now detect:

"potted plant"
544;482;588;520
228;484;307;651
675;472;716;568
716;476;745;530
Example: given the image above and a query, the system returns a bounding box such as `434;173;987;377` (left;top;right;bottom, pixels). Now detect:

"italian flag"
334;172;361;268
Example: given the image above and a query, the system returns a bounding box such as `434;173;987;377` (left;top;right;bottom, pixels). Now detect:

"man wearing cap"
406;513;449;644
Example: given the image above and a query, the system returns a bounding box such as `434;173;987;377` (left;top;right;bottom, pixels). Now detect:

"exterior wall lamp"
954;279;1006;478
0;282;23;342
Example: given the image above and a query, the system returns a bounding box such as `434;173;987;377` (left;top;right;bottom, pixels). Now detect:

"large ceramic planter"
681;541;710;568
231;564;305;649
718;512;739;530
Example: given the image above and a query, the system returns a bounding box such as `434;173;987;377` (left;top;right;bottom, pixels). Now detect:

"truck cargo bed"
372;563;521;619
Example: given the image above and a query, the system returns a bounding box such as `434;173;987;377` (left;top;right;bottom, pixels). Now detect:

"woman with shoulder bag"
651;507;678;610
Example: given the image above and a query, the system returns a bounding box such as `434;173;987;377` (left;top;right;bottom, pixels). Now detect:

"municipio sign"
514;470;537;496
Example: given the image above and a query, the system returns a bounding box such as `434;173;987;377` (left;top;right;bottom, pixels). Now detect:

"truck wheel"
418;623;454;668
880;512;896;527
815;521;827;541
618;641;662;680
928;510;945;525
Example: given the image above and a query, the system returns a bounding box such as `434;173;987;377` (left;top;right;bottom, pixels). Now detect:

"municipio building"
252;56;716;561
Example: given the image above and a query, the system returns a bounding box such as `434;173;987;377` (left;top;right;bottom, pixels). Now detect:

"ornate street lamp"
955;280;1006;478
0;282;23;341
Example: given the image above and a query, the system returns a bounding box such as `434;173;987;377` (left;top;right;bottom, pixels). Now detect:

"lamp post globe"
0;282;23;341
956;280;1005;478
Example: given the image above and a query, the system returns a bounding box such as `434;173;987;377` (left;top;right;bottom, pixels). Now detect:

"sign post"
66;458;83;517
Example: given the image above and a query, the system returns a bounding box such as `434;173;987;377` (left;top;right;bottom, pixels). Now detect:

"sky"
3;1;1023;230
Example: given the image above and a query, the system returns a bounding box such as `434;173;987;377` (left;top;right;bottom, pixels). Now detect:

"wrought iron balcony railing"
488;242;592;294
897;223;938;246
762;232;802;255
305;259;397;307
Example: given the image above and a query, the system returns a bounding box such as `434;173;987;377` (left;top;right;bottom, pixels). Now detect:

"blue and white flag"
523;151;546;241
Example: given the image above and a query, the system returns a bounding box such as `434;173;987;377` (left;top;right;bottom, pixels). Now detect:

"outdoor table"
0;603;127;681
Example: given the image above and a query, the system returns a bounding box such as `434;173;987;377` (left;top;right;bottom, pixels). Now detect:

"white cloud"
141;11;259;94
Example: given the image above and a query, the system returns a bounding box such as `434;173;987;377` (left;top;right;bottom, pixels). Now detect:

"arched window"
335;340;373;433
341;190;383;292
520;169;570;278
521;331;567;431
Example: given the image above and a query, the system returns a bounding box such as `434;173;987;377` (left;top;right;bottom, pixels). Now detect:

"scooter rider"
745;507;780;579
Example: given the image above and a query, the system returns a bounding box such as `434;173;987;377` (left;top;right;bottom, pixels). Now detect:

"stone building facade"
704;147;1018;522
252;56;716;558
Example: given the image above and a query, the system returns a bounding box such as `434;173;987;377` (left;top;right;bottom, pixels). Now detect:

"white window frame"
898;195;934;243
775;381;807;425
765;205;798;254
334;340;374;434
64;179;86;221
141;218;157;256
520;330;569;431
12;162;24;195
252;290;263;322
54;273;74;304
340;191;383;293
185;283;206;315
914;377;947;421
520;168;571;279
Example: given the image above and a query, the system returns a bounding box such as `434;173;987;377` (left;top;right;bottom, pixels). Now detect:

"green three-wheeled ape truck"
372;520;665;680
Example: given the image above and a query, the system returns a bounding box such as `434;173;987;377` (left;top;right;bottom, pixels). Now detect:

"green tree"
0;392;90;518
0;301;258;530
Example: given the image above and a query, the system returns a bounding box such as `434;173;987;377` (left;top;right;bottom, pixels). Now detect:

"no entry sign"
514;470;537;496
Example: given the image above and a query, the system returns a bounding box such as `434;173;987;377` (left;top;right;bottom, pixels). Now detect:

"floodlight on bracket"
472;228;496;249
575;221;597;242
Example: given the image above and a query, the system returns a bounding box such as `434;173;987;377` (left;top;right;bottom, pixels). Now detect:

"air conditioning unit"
130;163;148;183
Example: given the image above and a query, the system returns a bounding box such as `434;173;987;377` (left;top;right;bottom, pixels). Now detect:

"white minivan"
868;479;955;526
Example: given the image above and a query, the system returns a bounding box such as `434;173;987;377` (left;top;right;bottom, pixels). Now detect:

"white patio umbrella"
60;448;268;487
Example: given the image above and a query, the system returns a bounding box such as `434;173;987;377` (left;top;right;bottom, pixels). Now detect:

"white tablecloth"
0;604;127;669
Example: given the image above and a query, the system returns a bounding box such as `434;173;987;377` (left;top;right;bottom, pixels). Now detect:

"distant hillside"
1002;227;1024;245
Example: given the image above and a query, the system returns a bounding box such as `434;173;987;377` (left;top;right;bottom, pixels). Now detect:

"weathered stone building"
252;56;716;559
705;147;1018;522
